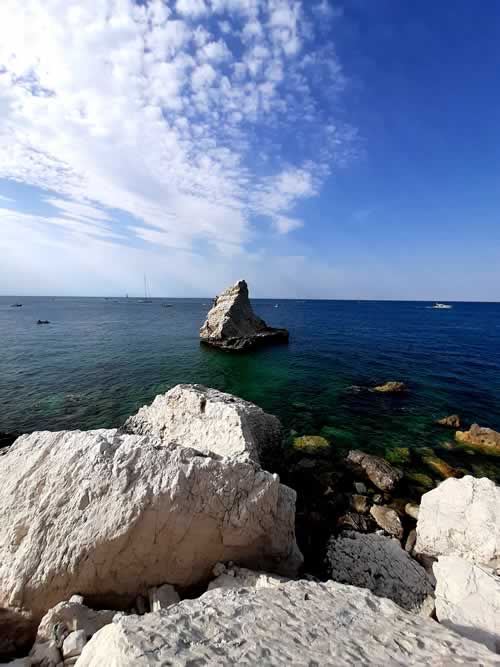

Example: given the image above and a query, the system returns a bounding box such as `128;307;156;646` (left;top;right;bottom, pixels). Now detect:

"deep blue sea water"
1;296;499;482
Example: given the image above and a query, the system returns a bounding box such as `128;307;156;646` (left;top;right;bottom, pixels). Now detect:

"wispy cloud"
0;0;356;293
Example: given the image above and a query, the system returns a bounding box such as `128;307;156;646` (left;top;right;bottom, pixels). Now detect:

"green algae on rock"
405;471;435;490
373;381;408;393
422;455;461;479
385;447;411;465
292;435;330;455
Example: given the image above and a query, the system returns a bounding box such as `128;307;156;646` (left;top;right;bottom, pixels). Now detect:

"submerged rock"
292;435;329;455
199;280;289;351
75;580;497;666
0;428;301;652
434;555;500;653
123;383;282;463
415;476;500;566
421;454;461;479
373;381;408;393
437;414;461;428
327;532;434;616
455;424;500;453
346;450;403;492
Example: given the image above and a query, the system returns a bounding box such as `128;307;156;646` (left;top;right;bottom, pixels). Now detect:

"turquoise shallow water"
1;296;499;482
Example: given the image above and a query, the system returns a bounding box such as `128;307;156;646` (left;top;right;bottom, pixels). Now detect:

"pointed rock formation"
200;280;289;350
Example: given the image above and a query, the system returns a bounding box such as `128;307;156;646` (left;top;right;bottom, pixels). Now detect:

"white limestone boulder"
207;562;289;591
327;532;434;616
434;556;500;653
199;280;289;351
0;429;301;647
415;476;500;566
75;580;497;666
123;384;282;463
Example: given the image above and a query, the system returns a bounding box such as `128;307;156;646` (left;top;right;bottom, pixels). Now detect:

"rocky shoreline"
0;384;499;665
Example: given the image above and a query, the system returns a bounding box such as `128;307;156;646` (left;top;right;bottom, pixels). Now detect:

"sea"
1;296;499;483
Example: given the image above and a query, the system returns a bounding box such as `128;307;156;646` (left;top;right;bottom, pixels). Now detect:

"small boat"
37;320;50;325
432;303;452;309
274;304;279;308
162;303;173;308
10;303;22;307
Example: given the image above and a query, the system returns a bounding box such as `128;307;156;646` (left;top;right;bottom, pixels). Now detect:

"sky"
0;0;499;300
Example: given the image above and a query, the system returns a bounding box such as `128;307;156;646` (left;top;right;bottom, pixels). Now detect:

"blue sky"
0;0;498;299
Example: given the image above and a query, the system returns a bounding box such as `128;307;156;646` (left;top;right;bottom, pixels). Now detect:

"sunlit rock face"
200;280;289;350
76;580;498;666
0;428;301;656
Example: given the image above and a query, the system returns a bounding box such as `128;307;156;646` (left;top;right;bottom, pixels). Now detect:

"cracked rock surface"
0;428;301;651
123;384;282;463
415;476;500;565
434;555;500;653
75;580;497;666
327;532;435;615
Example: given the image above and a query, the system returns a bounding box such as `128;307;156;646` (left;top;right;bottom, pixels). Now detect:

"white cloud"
176;0;209;19
0;0;355;295
273;215;303;234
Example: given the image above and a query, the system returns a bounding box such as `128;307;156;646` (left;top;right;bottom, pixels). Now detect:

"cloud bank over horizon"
0;0;359;297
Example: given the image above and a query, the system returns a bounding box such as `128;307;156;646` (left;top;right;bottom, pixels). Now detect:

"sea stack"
200;280;289;351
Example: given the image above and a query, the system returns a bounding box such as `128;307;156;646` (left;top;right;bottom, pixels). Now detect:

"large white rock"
123;384;282;463
199;280;289;350
75;580;497;666
434;556;500;653
0;429;301;641
327;532;434;615
415;476;500;566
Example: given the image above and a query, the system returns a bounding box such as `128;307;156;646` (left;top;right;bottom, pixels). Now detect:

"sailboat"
141;275;153;303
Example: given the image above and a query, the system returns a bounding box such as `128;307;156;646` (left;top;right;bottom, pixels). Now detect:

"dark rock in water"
437;414;461;428
421;454;461;479
346;450;403;492
373;381;408;393
200;280;289;351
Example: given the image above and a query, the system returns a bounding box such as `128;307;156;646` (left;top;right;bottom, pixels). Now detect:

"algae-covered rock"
373;381;408;393
422;455;460;479
406;471;435;490
293;435;329;455
385;447;411;465
455;424;500;455
437;414;461;428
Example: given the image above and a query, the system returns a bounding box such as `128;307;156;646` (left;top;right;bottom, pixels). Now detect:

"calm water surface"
1;296;499;481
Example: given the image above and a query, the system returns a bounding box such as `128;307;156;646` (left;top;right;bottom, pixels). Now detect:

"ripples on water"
1;296;499;481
